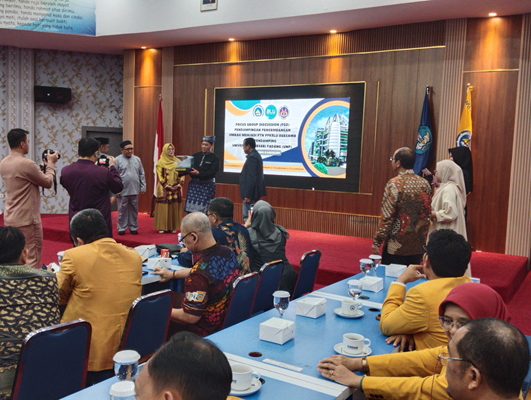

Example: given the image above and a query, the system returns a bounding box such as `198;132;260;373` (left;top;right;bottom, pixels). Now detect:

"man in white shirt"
114;140;146;235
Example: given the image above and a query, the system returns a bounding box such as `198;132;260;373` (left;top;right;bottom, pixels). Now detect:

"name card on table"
259;317;295;345
295;297;326;318
360;276;383;292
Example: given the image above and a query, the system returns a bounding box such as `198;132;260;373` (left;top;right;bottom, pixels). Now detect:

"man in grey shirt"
115;140;146;235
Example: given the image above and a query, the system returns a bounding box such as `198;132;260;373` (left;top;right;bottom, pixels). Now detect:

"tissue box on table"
360;276;383;292
295;297;326;318
385;263;407;278
146;257;172;270
135;245;156;258
259;317;295;345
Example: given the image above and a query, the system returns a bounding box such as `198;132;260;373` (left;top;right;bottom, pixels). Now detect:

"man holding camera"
0;128;58;269
60;137;123;237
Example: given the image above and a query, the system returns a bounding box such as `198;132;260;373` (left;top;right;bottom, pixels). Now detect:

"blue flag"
413;88;433;174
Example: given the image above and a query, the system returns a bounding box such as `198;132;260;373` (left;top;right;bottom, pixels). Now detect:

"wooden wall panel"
460;16;522;252
174;21;445;65
135;49;162;87
465;16;522;71
172;46;446;233
462;71;519;253
125;17;527;252
134;87;160;213
506;13;531;257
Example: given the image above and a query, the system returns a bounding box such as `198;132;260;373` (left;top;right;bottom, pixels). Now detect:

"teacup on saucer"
334;343;372;357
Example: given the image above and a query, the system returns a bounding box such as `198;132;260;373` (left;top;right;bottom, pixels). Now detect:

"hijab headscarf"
439;283;510;321
448;147;473;194
434;160;467;207
249;200;289;253
157;143;178;170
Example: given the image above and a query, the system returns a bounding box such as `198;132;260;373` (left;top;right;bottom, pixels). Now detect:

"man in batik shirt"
178;197;251;275
372;147;431;266
153;213;240;337
0;226;60;397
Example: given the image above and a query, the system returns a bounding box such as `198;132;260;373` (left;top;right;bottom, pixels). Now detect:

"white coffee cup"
231;363;261;391
341;299;359;316
57;251;64;265
342;333;371;355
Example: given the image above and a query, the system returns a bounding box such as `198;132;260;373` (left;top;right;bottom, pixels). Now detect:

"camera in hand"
97;154;110;167
42;149;61;162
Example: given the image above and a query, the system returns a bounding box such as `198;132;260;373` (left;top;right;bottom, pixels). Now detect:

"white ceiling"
0;0;530;55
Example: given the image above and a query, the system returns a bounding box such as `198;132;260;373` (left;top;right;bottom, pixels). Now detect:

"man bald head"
179;212;216;253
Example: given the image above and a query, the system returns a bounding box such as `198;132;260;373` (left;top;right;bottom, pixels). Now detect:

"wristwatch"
361;357;370;374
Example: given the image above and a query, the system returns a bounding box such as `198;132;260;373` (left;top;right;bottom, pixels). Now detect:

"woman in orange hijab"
153;143;182;233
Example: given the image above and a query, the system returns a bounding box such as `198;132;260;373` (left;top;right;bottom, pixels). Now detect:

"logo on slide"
265;105;277;120
252;105;264;117
279;106;290;119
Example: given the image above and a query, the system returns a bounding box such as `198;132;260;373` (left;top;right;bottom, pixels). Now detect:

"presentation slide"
224;98;349;179
214;83;365;193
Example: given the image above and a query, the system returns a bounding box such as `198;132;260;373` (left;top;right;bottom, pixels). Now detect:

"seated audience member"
153;212;240;337
244;200;297;293
56;209;142;385
0;226;60;397
445;318;529;400
178;197;251;275
317;283;510;400
135;331;231;400
379;229;472;351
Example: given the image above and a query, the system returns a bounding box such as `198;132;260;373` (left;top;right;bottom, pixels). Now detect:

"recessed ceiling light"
488;12;497;17
330;30;337;34
228;38;235;42
140;46;147;49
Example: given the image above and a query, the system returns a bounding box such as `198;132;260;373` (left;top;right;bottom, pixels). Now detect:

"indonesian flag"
153;98;164;196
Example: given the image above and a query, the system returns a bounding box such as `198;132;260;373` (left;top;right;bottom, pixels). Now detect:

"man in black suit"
239;137;266;222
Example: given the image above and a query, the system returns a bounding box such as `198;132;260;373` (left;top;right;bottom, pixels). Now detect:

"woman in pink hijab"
318;283;510;400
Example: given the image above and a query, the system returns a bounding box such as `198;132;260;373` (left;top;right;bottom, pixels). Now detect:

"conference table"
62;265;426;399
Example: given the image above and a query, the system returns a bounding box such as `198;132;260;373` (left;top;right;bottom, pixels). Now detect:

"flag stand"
150;94;164;218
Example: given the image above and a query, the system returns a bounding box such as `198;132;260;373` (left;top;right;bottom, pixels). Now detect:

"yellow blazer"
380;275;471;350
362;345;448;400
57;238;142;371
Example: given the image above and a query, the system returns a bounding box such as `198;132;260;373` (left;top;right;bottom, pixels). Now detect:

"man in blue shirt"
178;197;251;275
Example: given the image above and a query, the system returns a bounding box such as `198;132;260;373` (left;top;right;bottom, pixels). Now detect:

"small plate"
230;377;262;397
334;308;364;319
333;343;372;357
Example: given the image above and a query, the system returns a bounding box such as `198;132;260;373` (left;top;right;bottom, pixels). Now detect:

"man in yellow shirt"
379;229;472;351
56;209;142;385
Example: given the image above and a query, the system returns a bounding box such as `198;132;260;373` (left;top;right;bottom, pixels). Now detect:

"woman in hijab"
430;160;467;240
153;143;183;233
317;283;510;400
244;200;297;293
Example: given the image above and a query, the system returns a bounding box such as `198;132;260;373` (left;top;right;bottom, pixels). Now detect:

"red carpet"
2;213;530;334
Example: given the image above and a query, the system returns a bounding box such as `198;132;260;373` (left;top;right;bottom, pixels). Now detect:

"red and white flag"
153;97;164;196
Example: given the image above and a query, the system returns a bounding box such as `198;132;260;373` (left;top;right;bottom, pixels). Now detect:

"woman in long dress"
430;160;467;240
153;143;182;233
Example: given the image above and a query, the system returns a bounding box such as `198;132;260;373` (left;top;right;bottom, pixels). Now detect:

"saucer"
334;308;364;319
333;343;372;357
230;377;262;397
